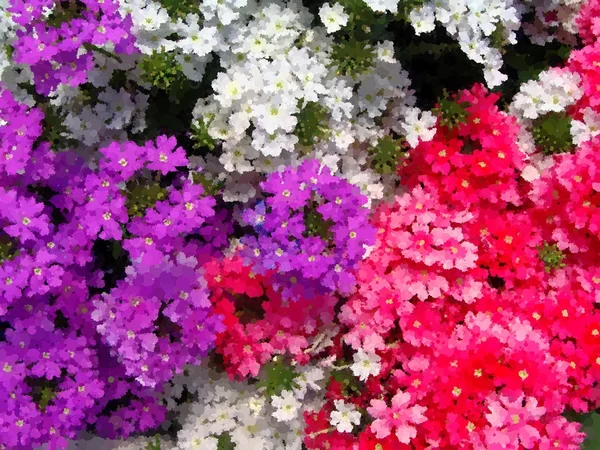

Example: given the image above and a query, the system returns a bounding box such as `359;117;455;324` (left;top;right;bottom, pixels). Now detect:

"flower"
319;3;349;34
271;390;301;422
330;400;362;433
367;391;427;444
351;349;382;381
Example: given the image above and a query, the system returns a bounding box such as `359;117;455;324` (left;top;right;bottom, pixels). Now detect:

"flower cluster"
2;0;600;449
240;159;376;295
10;0;136;94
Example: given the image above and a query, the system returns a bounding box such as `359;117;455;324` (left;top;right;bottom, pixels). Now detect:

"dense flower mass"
1;0;600;449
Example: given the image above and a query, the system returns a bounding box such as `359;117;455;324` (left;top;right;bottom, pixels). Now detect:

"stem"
83;43;123;64
308;427;336;438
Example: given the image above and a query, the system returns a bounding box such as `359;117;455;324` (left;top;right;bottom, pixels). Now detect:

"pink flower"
367;391;427;444
484;394;546;449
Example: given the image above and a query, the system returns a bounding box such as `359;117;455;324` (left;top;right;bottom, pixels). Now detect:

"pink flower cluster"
303;83;600;449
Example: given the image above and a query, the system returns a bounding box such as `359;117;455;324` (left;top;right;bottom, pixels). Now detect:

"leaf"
580;412;600;450
257;357;300;397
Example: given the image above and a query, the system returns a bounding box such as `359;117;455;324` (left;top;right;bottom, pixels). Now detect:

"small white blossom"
271;390;301;423
330;400;362;433
400;107;437;148
351;349;382;381
319;2;349;34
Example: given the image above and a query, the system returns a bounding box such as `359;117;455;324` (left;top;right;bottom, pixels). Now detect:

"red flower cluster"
204;256;337;379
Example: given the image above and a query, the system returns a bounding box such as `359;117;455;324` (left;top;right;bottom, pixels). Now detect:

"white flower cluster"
170;362;326;450
509;66;584;180
0;0;17;79
406;0;521;88
48;72;149;149
510;67;583;121
184;0;422;204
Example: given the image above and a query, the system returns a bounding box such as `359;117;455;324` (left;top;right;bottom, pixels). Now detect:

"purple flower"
0;188;50;243
145;135;189;174
240;159;376;295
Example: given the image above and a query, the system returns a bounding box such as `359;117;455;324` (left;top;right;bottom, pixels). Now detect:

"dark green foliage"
369;135;406;174
257;357;300;397
158;0;202;19
335;0;389;40
330;368;362;397
191;172;225;197
433;90;471;129
538;242;567;273
191;116;217;151
37;103;73;150
393;24;484;110
294;101;330;146
25;377;59;412
532;112;574;155
125;181;168;217
395;0;427;21
140;50;185;91
4;44;13;60
216;432;236;450
303;203;335;241
330;37;376;79
498;39;573;106
489;22;508;50
0;237;18;263
565;410;600;450
46;1;86;28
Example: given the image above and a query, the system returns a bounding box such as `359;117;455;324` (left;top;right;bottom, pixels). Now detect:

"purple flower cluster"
241;159;376;296
0;89;226;449
9;0;136;94
92;254;224;388
0;88;45;176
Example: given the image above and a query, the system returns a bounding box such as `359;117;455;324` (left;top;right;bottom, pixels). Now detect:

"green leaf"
145;435;162;450
368;135;406;175
294;100;330;147
329;37;376;79
582;413;600;449
538;242;567;273
140;49;185;91
257;357;300;397
532;112;574;155
566;411;600;450
433;89;471;130
125;181;168;218
216;432;236;450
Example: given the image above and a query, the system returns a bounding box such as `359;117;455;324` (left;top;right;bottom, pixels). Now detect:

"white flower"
213;71;247;108
521;164;540;182
247;395;266;416
409;5;436;35
133;2;169;32
363;0;399;14
400;107;437;148
271;390;301;422
571;107;600;145
319;3;349;34
179;22;219;58
351;349;381;381
330;400;362;433
179;434;219;450
376;40;396;63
